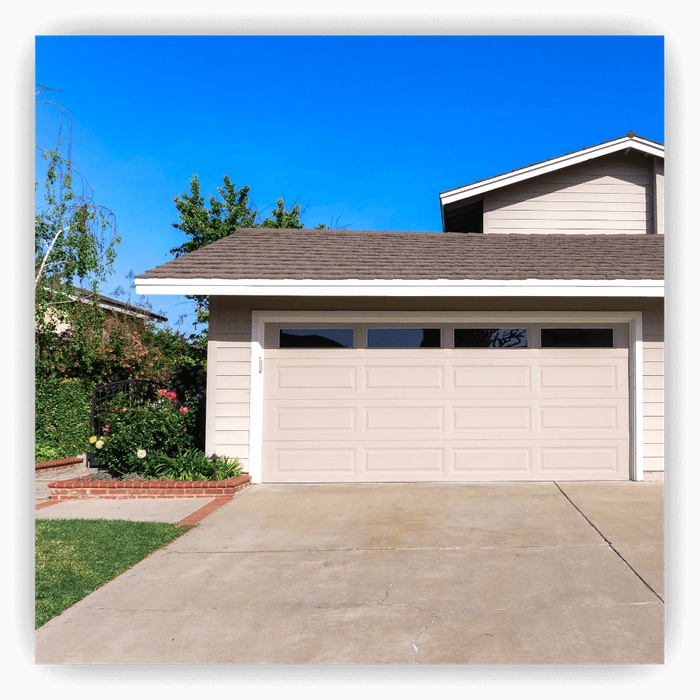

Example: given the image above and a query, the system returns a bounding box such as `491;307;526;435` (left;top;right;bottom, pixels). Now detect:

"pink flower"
122;407;128;412
167;391;177;399
180;406;189;414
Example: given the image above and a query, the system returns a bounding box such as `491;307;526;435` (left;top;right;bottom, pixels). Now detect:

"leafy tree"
260;198;304;229
170;175;342;341
169;175;257;258
35;87;120;335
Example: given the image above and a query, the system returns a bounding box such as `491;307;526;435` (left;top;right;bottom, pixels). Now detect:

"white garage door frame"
248;310;644;484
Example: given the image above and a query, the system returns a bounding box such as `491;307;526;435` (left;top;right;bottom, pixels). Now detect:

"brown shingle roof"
137;229;664;281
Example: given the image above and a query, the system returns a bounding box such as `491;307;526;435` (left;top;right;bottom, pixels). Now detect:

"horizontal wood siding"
207;298;251;472
643;312;664;474
484;152;653;234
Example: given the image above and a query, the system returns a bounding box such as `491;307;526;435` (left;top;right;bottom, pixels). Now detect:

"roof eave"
135;277;664;299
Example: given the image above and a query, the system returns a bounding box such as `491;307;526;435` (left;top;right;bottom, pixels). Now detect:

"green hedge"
35;378;93;461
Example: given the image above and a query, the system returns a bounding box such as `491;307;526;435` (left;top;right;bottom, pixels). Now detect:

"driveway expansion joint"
553;481;664;603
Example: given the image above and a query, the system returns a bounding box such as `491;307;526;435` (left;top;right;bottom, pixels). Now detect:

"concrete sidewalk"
35;481;664;665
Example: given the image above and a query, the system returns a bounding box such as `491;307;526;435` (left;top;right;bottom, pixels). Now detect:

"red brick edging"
35;456;84;472
47;474;252;500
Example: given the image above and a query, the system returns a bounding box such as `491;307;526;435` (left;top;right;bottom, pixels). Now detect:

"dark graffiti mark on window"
454;328;528;348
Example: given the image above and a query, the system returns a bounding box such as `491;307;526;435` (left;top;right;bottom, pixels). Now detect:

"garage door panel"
274;406;357;433
275;363;357;392
364;447;445;477
364;405;445;432
365;364;444;390
452;364;532;390
537;401;628;437
267;445;358;482
539;442;628;479
451;446;533;478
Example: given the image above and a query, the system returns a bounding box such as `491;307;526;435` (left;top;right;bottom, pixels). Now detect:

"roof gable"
439;132;664;209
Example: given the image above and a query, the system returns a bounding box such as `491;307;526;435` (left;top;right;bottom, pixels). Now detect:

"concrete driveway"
35;481;664;665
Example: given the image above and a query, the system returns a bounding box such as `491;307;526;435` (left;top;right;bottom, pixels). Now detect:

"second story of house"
439;132;664;236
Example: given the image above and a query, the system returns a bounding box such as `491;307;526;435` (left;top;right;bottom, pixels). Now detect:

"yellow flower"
89;436;97;444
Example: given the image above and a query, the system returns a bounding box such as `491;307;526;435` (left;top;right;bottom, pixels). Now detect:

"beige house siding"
484;152;653;235
652;156;664;235
643;309;664;474
207;296;252;472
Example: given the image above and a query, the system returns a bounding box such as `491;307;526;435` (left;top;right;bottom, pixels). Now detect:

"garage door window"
279;329;354;348
367;328;441;348
541;328;613;348
455;328;528;348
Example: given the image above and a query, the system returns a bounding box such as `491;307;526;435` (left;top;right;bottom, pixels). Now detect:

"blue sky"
35;35;664;336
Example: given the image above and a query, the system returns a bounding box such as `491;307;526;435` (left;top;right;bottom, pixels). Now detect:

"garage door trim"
249;311;644;483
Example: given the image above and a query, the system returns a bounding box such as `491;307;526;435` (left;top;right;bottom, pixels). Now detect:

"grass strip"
35;519;192;629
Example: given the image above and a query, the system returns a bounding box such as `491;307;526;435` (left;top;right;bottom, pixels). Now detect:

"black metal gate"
88;380;164;468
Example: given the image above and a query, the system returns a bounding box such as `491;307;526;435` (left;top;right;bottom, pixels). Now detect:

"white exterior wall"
484;153;654;235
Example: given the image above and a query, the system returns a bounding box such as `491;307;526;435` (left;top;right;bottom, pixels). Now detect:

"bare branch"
35;227;69;287
36;86;74;162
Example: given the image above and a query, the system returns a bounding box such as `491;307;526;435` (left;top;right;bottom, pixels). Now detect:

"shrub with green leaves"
35;377;92;461
94;390;196;477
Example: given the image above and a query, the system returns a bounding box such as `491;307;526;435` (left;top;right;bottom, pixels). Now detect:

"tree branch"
35;227;69;287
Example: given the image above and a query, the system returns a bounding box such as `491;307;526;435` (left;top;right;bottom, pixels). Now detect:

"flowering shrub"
36;302;171;386
94;390;197;477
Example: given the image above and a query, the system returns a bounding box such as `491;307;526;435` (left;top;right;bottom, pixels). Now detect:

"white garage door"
261;323;630;482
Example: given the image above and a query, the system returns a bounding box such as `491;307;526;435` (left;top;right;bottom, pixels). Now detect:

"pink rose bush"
95;387;200;478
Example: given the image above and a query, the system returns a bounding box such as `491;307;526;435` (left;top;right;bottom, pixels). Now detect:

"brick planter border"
36;456;84;472
48;474;252;500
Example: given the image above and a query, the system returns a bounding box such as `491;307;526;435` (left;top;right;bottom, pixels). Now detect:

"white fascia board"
135;278;664;298
440;137;665;206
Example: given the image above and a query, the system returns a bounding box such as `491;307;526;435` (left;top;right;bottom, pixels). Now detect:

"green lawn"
35;518;192;629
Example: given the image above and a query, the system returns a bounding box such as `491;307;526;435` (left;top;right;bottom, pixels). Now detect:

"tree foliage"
34;89;198;385
169;174;335;340
34;86;119;377
169;175;257;258
35;88;120;336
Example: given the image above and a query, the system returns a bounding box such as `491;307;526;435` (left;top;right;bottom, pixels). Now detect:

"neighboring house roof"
71;287;168;323
439;132;664;209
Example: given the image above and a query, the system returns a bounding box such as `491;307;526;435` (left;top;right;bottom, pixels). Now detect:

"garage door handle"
259;358;263;373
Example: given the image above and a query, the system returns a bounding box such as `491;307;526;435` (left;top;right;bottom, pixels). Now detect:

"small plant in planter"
152;448;242;482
